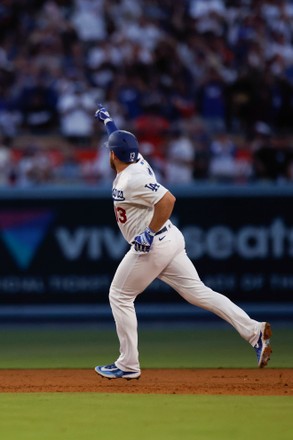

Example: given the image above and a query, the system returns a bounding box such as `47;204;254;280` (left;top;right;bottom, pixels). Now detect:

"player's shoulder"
133;155;156;178
118;155;158;190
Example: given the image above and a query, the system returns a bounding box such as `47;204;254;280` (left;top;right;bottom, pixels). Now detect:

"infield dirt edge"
0;368;292;395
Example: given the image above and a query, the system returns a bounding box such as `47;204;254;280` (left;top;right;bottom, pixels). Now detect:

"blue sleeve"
105;119;118;135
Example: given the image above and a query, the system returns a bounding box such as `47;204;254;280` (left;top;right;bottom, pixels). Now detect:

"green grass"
0;324;292;369
0;324;292;440
0;393;292;440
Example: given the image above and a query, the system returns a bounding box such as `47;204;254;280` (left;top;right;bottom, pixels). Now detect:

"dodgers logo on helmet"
108;130;139;163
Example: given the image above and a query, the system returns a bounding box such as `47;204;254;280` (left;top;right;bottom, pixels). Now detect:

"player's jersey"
112;154;168;244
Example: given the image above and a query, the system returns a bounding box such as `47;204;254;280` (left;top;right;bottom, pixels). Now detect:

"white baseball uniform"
109;154;261;373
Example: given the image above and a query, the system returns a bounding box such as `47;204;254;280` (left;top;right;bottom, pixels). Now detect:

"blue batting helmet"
107;130;139;163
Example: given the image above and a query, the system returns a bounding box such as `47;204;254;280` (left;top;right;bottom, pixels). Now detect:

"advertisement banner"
0;188;292;304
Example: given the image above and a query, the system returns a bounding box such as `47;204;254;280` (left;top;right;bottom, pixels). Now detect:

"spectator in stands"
57;81;97;146
169;78;197;121
197;67;227;133
18;73;58;135
71;0;106;43
165;128;196;184
112;73;145;120
15;144;54;187
0;137;13;186
252;124;293;182
208;130;238;182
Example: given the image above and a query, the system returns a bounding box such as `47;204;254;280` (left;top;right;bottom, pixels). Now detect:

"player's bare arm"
149;191;176;233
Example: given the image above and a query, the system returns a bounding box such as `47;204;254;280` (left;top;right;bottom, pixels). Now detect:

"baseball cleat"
94;363;141;380
254;322;272;368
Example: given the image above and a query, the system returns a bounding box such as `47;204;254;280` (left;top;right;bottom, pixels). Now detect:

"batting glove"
133;227;156;253
95;104;112;123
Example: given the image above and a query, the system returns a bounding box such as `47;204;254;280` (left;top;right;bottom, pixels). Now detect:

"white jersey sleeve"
130;169;167;207
112;156;168;243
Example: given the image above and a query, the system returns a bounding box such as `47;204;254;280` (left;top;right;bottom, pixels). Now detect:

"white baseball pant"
109;222;261;373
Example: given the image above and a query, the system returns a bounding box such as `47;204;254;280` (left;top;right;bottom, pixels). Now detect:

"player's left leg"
159;249;261;346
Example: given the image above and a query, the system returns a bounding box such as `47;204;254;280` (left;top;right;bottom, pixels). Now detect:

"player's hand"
133;227;156;253
95;104;112;122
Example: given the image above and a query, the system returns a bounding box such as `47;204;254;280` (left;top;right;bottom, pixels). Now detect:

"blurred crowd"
1;0;293;187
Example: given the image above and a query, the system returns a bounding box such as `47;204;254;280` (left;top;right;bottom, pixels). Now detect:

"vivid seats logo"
0;210;54;269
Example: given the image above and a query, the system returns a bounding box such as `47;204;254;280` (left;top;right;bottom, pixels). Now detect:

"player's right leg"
97;242;176;376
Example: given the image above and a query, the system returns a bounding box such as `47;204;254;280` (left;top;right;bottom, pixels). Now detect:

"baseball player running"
94;104;272;380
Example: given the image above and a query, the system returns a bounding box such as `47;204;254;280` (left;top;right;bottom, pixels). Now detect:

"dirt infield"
0;368;292;395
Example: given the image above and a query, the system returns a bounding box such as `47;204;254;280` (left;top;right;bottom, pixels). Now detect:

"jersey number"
114;206;127;224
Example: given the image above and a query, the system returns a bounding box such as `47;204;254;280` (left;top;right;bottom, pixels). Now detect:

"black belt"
155;226;167;236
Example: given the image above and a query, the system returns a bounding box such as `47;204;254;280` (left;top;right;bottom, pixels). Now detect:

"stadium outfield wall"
0;183;292;322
